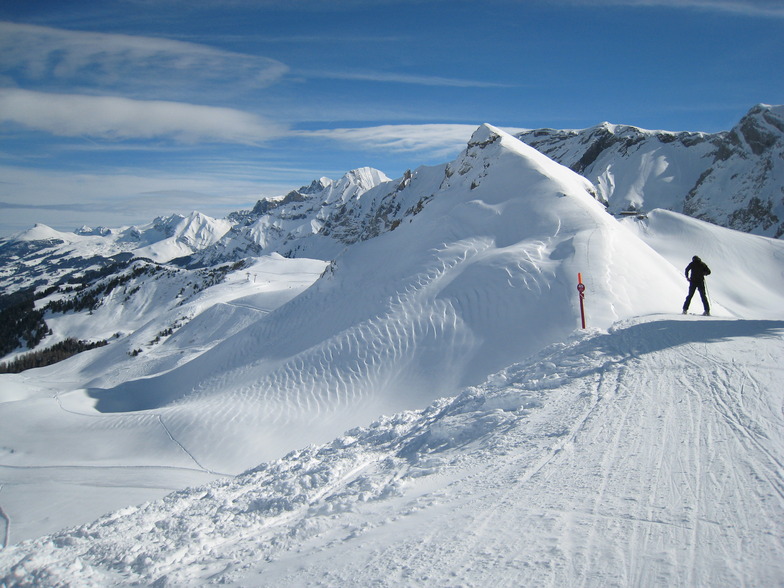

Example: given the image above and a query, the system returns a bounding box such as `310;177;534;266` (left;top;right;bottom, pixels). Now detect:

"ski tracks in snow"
479;319;784;587
155;415;226;476
303;318;784;586
2;318;783;586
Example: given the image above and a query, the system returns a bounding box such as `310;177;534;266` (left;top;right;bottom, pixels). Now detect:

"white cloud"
299;123;532;162
552;0;784;17
298;124;527;159
0;21;289;97
306;70;515;88
299;124;476;156
0;163;292;236
0;89;286;143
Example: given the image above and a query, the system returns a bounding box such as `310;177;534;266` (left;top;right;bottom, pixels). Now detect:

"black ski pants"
683;280;709;313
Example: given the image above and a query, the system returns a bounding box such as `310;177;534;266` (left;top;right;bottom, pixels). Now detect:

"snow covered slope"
2;123;784;559
70;125;693;474
2;315;782;586
621;208;784;320
0;254;327;543
517;104;784;238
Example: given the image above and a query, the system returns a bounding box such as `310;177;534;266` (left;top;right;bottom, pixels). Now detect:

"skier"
682;255;711;316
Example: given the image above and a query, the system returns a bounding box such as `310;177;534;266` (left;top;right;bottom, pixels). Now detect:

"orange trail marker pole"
577;273;586;329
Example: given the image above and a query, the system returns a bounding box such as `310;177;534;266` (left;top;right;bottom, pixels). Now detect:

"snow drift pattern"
2;316;783;586
82;125;689;474
2;119;784;575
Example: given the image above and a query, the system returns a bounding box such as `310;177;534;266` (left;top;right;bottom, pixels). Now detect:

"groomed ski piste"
1;125;784;586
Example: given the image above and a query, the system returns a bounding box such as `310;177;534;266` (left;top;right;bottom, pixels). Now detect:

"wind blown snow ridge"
77;125;692;476
2;116;784;564
2;317;783;586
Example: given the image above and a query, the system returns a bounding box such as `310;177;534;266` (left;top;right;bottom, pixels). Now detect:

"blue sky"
1;0;782;236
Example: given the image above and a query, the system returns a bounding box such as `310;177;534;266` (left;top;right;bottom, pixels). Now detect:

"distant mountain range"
2;116;784;555
1;104;782;365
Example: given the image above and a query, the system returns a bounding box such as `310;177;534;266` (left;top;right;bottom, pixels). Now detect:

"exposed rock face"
517;104;784;238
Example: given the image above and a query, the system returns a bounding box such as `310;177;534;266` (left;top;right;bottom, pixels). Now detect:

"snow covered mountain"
67;124;694;474
0;168;391;364
1;119;784;585
0;167;390;291
516;103;784;238
189;166;393;266
2;105;782;353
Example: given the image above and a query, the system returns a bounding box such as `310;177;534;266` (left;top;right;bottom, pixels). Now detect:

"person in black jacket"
682;255;711;316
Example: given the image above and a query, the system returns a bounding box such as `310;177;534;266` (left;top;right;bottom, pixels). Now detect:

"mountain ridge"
516;103;784;237
1;115;784;554
2;104;782;305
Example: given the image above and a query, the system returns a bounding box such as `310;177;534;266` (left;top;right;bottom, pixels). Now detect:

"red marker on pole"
577;273;586;329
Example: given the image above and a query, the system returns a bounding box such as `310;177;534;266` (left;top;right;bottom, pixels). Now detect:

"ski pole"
705;281;711;312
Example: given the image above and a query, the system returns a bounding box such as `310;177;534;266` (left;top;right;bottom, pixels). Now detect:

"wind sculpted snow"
2;123;784;555
2;316;783;586
82;125;689;475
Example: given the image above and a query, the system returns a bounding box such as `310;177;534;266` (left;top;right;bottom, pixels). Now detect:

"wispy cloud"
299;124;482;158
120;0;784;17
306;70;515;88
0;164;279;235
552;0;784;17
0;21;289;98
0;89;286;143
0;200;95;212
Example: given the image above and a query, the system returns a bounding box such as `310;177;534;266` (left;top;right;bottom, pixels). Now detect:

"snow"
0;254;327;542
621;209;784;320
9;224;76;243
2;316;783;586
1;124;784;585
320;167;391;205
52;123;697;477
517;123;714;216
126;212;232;262
516;104;784;238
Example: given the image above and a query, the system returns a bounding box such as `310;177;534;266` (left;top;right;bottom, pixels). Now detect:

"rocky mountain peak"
514;105;784;237
730;103;784;156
